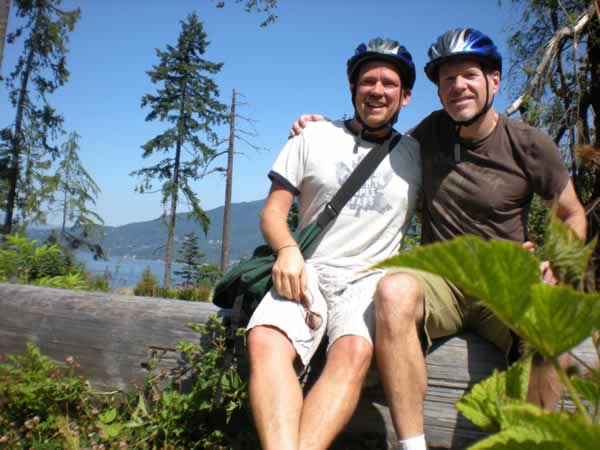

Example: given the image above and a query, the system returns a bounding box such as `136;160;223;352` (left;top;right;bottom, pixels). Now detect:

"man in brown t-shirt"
289;28;586;450
373;29;586;450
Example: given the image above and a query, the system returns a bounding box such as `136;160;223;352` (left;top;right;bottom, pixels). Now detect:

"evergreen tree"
175;232;204;287
56;131;104;258
131;13;227;289
0;0;9;71
16;109;60;229
196;263;223;286
1;0;80;234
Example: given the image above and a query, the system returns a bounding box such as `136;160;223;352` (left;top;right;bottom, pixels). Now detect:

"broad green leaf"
520;284;600;358
505;355;532;401
571;375;600;408
501;403;600;450
543;216;596;288
372;236;540;332
468;426;563;450
102;422;124;439
98;407;117;424
456;357;531;431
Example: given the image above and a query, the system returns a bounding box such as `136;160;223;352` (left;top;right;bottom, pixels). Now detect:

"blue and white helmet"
347;38;416;89
424;28;502;82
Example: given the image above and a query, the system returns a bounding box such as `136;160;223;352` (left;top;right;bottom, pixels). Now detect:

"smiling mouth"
451;97;474;105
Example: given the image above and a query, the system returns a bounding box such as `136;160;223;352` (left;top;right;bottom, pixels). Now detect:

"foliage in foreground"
0;234;109;291
374;215;600;449
0;316;255;449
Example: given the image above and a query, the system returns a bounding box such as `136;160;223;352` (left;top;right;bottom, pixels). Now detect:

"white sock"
399;433;427;450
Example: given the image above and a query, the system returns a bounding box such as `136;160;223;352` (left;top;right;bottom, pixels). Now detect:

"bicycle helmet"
424;28;502;82
347;38;416;89
425;28;502;127
346;38;416;135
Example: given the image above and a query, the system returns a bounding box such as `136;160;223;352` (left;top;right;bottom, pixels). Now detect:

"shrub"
133;267;158;297
0;234;80;284
0;317;256;449
84;269;111;292
174;285;211;302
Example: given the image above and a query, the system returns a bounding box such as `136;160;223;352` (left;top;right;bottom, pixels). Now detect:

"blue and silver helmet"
347;38;416;89
424;28;502;82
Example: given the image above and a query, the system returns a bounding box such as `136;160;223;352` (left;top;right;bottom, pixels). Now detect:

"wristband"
276;244;299;253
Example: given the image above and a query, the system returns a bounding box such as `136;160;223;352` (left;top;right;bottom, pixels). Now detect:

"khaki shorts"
247;263;383;367
388;268;515;359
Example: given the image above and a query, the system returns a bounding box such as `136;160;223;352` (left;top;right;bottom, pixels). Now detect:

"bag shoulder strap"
316;132;403;229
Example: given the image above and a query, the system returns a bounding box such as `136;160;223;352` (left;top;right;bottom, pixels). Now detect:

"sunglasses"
300;290;323;331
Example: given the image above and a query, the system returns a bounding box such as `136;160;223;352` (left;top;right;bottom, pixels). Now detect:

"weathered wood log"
0;283;217;390
0;283;596;449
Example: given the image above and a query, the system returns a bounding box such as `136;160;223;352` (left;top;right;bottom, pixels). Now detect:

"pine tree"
131;13;227;288
174;232;204;287
1;0;80;234
56;131;104;258
0;0;9;71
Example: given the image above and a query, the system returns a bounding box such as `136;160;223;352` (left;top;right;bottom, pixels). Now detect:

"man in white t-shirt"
245;39;422;449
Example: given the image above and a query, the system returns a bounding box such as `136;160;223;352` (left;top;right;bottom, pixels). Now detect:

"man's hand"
288;114;327;138
271;246;307;301
522;241;557;285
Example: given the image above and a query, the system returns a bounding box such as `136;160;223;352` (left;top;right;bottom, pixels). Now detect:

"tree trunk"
0;0;9;73
61;183;68;242
220;89;236;272
587;14;600;201
164;140;182;289
4;43;36;235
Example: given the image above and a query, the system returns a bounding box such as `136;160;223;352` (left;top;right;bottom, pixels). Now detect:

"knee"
247;326;295;366
330;336;373;376
374;273;423;326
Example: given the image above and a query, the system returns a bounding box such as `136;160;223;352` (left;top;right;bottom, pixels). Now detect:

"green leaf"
102;422;124;439
98;407;117;424
456;357;532;432
372;236;540;332
500;403;600;450
468;427;563;450
543;215;596;288
520;284;600;358
571;375;600;407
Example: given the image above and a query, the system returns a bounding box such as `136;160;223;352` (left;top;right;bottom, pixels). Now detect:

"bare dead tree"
220;88;236;272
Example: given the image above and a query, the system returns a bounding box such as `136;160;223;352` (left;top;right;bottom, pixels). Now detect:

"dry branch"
506;5;595;116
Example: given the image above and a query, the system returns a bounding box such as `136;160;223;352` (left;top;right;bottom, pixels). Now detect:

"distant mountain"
28;199;266;265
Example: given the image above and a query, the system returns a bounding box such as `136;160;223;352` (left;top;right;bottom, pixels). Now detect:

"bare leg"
527;353;570;409
298;335;373;450
374;273;427;438
247;326;303;450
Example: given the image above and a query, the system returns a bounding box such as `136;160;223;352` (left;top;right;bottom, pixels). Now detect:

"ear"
349;83;355;95
400;88;412;107
489;70;501;95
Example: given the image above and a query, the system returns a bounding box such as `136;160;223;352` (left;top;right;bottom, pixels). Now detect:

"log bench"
0;283;596;449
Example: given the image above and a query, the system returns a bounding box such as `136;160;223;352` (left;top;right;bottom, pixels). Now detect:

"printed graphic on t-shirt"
335;155;393;216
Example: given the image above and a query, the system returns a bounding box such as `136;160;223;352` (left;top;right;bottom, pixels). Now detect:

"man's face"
352;61;411;128
437;59;500;123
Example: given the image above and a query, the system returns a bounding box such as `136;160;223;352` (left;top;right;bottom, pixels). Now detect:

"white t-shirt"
269;120;421;292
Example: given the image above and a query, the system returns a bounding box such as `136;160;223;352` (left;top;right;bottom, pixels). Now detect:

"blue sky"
1;0;522;226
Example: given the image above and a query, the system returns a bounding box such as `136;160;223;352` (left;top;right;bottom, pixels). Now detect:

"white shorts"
246;263;384;367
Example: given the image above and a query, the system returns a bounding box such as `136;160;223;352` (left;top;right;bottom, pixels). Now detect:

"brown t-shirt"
411;110;569;245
